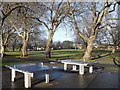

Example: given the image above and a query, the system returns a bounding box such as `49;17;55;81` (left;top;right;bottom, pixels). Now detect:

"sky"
45;28;74;42
53;28;74;42
43;23;75;42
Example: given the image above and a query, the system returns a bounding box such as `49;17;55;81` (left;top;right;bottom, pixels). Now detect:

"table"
5;63;52;88
59;59;98;75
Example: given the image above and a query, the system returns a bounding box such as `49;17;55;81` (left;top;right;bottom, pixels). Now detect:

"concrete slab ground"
2;66;119;89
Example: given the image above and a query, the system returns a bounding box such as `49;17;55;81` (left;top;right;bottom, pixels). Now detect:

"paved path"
2;66;119;88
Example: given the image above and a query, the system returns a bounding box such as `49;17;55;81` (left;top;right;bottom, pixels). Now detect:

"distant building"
93;44;119;50
73;43;86;49
73;43;119;50
37;47;45;51
63;41;74;49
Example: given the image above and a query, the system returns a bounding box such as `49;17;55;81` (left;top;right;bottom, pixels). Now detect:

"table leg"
24;72;32;88
45;73;49;83
64;63;67;71
72;65;77;70
11;69;15;81
89;66;93;73
79;65;84;75
41;62;44;66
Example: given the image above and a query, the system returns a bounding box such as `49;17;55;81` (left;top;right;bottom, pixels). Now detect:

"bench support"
89;66;93;73
45;73;49;83
64;63;67;71
24;72;33;88
72;65;77;70
79;65;84;75
11;69;16;81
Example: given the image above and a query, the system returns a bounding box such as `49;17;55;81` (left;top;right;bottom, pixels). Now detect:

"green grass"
2;49;120;72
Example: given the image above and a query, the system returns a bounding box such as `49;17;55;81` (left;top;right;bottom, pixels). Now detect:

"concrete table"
59;59;98;75
5;63;52;88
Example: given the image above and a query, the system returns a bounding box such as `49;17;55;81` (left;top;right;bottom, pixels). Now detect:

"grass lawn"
2;49;120;72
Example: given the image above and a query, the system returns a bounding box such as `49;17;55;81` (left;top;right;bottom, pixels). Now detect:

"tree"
2;2;45;57
68;2;119;60
109;27;120;53
53;41;63;50
7;34;22;52
73;32;87;50
2;22;16;52
0;2;27;57
63;40;73;49
97;4;120;53
8;10;40;56
31;2;71;58
28;26;47;51
110;4;120;53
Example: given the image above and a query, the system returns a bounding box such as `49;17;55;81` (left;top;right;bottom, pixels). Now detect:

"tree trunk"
3;45;7;52
19;47;21;51
83;37;95;60
112;45;116;54
22;39;28;57
0;3;3;58
46;30;54;58
12;46;15;52
0;35;4;58
19;45;22;51
0;45;4;58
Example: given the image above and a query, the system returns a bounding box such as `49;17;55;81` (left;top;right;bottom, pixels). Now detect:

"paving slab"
2;67;119;88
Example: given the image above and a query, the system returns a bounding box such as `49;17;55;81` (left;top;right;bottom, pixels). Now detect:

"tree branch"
101;18;119;25
28;16;49;30
67;2;88;41
9;20;23;38
98;23;116;29
107;3;116;14
2;6;27;20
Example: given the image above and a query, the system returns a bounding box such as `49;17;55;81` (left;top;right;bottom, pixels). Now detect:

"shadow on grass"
3;54;20;57
112;57;120;67
3;54;21;57
93;50;112;53
51;53;82;60
91;53;111;60
51;56;70;59
53;50;81;53
52;50;82;55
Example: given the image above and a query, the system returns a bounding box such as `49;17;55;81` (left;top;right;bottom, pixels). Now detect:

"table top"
5;63;53;73
58;59;83;62
59;59;99;65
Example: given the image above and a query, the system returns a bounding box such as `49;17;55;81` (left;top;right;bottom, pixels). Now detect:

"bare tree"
101;4;120;53
0;2;47;57
30;2;71;58
0;2;27;57
109;28;120;53
8;35;21;52
73;32;87;50
8;13;40;56
110;3;120;53
2;22;16;52
1;2;43;57
68;2;119;60
28;25;46;51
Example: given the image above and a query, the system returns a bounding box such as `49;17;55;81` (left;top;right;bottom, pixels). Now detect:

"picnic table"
58;59;99;75
5;63;53;88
